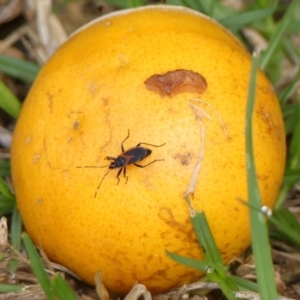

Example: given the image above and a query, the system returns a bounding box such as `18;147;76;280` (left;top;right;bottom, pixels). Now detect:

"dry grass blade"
0;216;8;251
233;291;295;300
0;0;23;24
0;285;46;300
30;0;67;59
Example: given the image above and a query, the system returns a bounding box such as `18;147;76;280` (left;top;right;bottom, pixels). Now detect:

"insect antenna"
77;165;111;198
95;169;112;198
76;165;110;169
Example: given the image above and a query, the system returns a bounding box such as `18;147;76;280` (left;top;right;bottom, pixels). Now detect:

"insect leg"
136;142;166;148
116;167;123;185
123;167;129;184
105;156;116;161
121;129;130;152
134;159;164;168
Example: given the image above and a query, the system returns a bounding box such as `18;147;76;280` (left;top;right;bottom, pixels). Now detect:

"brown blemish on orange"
158;206;189;235
173;152;193;165
47;92;54;113
158;207;197;245
144;69;207;97
73;120;80;130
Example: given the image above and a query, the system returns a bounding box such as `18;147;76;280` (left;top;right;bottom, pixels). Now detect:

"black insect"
77;130;165;197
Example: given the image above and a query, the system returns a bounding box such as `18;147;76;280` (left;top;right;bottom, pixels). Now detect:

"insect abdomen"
125;147;151;164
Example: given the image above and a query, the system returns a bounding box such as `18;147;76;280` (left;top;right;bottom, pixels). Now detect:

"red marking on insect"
77;130;166;197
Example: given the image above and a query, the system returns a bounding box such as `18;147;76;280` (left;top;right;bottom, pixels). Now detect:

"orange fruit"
11;5;286;294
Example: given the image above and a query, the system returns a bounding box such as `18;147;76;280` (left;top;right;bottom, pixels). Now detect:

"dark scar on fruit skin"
144;69;207;97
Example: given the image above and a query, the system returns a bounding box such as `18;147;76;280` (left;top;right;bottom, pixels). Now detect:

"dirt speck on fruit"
144;69;207;97
73;121;80;130
174;152;193;165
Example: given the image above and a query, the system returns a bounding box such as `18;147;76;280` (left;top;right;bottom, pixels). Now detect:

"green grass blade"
0;195;16;216
220;6;274;31
256;0;273;7
216;282;236;300
98;0;128;8
52;274;79;300
0;80;21;119
9;209;23;272
166;251;208;272
181;0;217;15
167;210;238;299
0;176;14;200
126;0;145;7
287;103;300;169
167;211;228;274
282;102;299;135
286;18;300;33
282;36;300;65
0;283;24;293
0;176;16;216
0;54;40;83
269;208;300;247
260;0;299;70
282;169;300;186
167;253;237;299
230;275;259;292
190;211;224;270
278;68;300;104
245;52;278;299
22;232;55;300
0;160;11;176
277;102;300;208
192;213;239;292
181;0;234;19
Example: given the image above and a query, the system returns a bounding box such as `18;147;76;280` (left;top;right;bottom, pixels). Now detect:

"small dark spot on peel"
174;152;193;165
73;120;80;130
47;92;54;113
147;255;154;262
144;69;207;97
